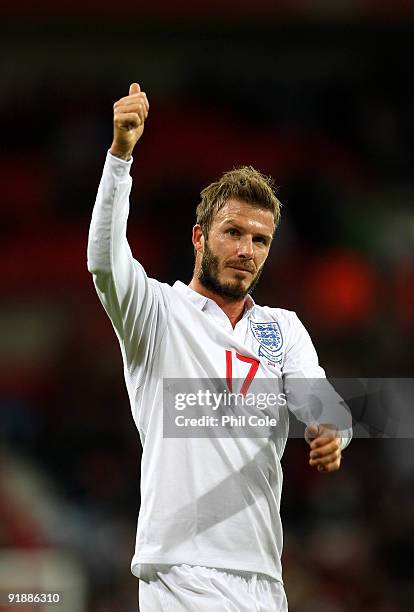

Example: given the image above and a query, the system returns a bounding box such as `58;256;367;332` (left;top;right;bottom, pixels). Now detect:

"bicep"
283;313;351;435
93;253;169;377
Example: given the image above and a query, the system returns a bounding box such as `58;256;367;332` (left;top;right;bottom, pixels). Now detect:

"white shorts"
138;564;288;611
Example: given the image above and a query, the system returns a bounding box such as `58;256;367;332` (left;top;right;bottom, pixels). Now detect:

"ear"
192;224;204;254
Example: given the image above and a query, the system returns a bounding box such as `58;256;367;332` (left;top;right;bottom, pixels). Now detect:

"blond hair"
196;166;281;238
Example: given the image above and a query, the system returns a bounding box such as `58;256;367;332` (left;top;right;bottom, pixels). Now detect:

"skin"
110;82;343;473
189;199;274;327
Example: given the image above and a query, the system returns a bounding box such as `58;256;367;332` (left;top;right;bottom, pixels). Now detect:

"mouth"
227;266;253;274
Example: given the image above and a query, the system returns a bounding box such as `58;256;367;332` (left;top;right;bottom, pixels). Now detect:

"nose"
237;235;254;259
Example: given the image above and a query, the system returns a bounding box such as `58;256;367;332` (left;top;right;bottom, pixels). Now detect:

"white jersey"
87;152;346;583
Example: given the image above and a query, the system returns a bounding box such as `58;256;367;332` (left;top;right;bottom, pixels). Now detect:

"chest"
160;303;285;387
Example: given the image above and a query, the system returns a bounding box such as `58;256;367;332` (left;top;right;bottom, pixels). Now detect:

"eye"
227;228;240;236
253;236;267;245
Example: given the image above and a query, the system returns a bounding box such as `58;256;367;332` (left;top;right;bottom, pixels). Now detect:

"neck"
189;276;246;328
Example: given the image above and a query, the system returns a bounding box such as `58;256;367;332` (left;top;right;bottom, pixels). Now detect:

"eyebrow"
222;219;273;241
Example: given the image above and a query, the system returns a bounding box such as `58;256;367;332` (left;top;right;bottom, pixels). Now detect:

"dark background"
0;2;413;610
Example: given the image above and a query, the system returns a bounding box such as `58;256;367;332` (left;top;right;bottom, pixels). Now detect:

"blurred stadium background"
1;1;414;610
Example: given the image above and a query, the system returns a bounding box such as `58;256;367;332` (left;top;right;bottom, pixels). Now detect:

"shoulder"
249;305;308;359
252;305;324;375
250;304;315;357
251;304;303;330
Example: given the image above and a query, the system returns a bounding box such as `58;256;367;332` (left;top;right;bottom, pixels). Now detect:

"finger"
114;112;142;130
115;100;147;115
310;439;340;459
141;92;149;111
114;98;148;120
310;427;338;449
114;104;146;124
317;459;341;473
114;94;148;109
129;82;141;95
304;424;319;446
311;435;340;450
114;102;146;117
309;450;340;467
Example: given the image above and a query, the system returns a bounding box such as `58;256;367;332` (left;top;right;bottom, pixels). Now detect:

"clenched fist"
305;424;342;473
110;82;149;161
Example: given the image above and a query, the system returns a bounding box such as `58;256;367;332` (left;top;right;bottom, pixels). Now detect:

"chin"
221;274;243;289
224;270;247;283
221;280;249;299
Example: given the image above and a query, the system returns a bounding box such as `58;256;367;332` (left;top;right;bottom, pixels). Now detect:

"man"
87;82;350;611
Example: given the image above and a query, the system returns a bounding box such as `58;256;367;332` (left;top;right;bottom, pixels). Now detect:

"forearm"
86;150;158;358
87;151;133;275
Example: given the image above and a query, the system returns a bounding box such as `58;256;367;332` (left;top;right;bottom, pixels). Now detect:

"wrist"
109;143;133;161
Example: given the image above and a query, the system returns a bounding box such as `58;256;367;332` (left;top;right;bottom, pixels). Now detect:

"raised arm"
87;83;168;383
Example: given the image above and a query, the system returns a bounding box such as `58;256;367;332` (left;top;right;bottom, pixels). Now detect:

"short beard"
198;241;263;301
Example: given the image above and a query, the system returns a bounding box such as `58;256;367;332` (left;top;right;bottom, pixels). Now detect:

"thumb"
129;82;141;95
304;424;320;446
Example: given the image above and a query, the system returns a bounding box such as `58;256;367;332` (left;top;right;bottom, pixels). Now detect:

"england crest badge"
250;320;284;364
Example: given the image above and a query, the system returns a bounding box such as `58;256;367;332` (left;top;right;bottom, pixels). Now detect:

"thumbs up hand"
110;82;149;160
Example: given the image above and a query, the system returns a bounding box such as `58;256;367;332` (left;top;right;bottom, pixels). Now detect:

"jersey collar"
173;281;255;317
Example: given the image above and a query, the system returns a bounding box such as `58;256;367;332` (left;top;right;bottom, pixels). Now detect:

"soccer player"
87;83;351;611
